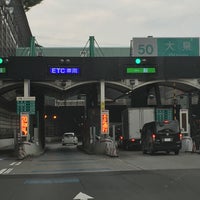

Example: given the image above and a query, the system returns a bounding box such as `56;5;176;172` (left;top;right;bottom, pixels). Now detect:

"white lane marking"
0;169;7;174
15;161;22;166
2;161;22;175
10;162;17;166
10;161;22;166
3;168;13;174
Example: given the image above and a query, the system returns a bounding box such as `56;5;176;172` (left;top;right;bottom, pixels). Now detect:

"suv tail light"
152;133;156;142
119;136;124;140
179;133;183;140
131;138;135;142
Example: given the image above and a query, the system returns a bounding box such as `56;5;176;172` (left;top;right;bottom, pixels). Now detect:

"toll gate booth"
1;56;200;156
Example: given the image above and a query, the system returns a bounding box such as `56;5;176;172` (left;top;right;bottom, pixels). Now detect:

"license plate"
163;138;171;142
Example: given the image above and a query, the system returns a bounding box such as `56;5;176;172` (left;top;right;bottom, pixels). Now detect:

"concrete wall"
0;139;14;149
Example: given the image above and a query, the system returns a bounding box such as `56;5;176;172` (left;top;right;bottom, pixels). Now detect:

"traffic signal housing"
0;57;9;65
135;58;142;65
0;57;8;74
134;57;148;65
0;58;3;64
123;57;157;80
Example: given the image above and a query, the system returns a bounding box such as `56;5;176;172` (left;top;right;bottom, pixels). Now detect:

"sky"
26;0;200;47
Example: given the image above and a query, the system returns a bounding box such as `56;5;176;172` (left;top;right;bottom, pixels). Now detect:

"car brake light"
119;136;123;140
179;133;183;140
131;138;135;142
152;133;156;141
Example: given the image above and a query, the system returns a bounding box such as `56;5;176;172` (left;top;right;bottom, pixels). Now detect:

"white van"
62;132;78;146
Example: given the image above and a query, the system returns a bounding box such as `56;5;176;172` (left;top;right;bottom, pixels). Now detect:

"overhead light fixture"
5;0;12;6
6;6;14;14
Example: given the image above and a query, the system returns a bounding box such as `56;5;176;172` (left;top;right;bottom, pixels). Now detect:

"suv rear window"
156;120;179;133
64;133;74;137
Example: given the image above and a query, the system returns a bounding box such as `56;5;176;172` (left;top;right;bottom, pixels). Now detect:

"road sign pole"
24;79;31;141
24;79;30;97
89;36;95;57
100;80;105;111
100;80;110;136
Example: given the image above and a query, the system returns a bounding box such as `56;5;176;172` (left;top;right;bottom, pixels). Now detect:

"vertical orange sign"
20;113;29;137
101;110;109;134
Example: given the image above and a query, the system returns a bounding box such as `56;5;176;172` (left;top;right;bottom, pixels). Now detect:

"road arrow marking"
73;192;94;200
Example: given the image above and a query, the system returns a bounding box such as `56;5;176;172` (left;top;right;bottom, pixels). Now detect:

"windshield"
156;120;180;133
64;133;74;137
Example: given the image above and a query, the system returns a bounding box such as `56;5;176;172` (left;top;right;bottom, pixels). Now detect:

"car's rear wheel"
166;150;170;154
125;143;131;150
149;144;155;155
174;150;179;155
142;144;147;154
143;149;147;154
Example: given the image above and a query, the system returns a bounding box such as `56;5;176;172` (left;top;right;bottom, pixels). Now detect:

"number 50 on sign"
131;37;157;56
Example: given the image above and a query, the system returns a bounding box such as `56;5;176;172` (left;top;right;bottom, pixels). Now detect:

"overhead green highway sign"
131;37;199;56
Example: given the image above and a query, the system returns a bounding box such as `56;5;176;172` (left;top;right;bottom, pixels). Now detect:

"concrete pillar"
24;79;30;141
24;79;30;97
100;81;105;111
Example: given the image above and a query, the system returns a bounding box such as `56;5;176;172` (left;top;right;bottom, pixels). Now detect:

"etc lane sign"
131;37;199;56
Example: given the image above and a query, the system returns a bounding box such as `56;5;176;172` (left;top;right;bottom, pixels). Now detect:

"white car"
62;132;78;146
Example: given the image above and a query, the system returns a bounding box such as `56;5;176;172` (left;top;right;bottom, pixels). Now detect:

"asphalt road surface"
0;143;200;200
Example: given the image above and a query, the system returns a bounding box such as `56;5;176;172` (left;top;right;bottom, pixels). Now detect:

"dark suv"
141;120;182;155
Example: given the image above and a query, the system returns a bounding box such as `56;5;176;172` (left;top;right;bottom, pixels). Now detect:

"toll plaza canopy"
1;56;200;81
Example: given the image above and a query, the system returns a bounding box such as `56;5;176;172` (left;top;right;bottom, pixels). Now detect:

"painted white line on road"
15;161;22;166
0;169;7;174
3;168;13;174
10;161;22;166
10;162;17;166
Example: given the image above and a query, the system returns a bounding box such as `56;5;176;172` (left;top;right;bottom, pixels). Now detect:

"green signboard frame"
126;67;156;74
